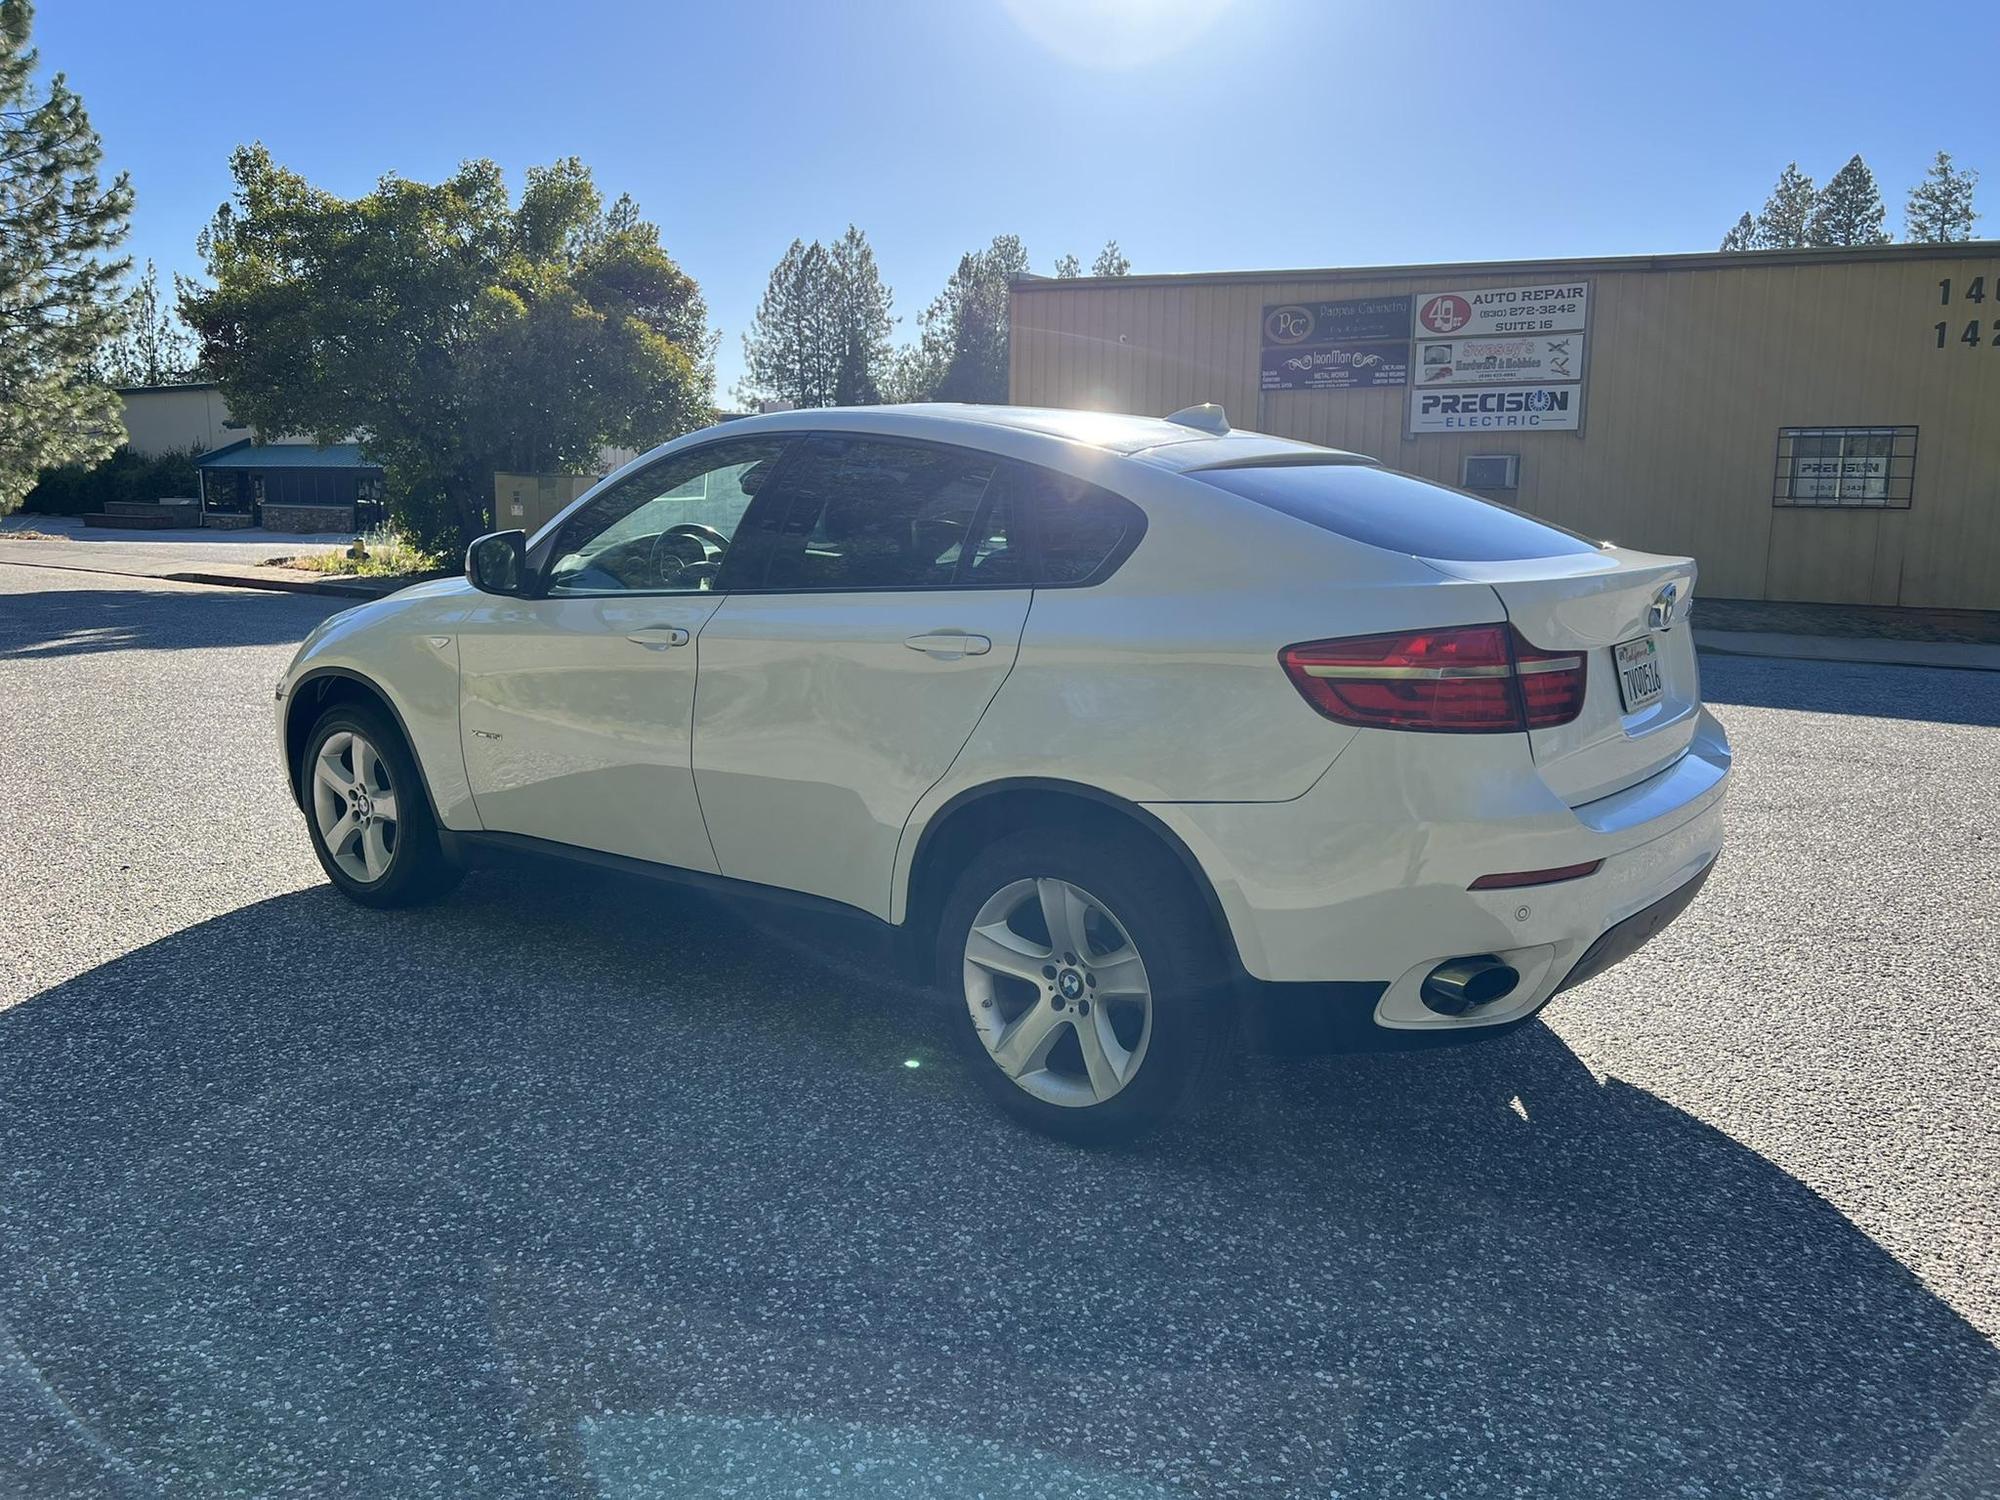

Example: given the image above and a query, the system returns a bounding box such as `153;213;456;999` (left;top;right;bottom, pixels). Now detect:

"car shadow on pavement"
0;583;337;659
2;868;1995;1499
1700;652;2000;726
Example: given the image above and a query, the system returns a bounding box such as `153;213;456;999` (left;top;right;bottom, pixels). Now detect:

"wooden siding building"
1009;243;2000;610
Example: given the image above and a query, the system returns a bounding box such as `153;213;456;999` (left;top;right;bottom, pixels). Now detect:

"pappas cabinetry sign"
1409;281;1590;434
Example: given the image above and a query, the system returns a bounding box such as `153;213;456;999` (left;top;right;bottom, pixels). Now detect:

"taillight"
1279;624;1586;733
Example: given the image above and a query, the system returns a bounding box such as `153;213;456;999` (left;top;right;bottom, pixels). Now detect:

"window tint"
1193;463;1599;562
546;437;791;595
763;438;1005;590
1012;465;1145;584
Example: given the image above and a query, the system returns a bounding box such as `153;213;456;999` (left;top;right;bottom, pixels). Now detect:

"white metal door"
691;590;1032;916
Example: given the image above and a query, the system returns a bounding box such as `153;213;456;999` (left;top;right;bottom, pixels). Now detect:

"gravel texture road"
1;561;1995;1499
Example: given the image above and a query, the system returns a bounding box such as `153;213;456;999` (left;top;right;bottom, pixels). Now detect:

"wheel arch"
284;667;440;817
899;778;1245;985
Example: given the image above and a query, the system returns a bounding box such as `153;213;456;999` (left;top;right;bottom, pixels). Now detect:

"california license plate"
1613;635;1665;712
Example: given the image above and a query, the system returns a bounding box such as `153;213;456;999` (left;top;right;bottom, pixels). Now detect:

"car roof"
717;403;1371;472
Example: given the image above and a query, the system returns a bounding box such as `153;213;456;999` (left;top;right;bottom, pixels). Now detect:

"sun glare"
999;0;1239;69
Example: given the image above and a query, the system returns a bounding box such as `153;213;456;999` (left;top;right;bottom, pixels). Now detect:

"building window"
1773;426;1916;508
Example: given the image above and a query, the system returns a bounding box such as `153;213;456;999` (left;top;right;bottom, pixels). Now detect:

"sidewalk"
0;516;408;599
1692;629;2000;672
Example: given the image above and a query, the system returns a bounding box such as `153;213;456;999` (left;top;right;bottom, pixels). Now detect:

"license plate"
1613;635;1665;712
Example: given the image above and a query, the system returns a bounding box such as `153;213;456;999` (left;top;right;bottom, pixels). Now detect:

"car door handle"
626;624;691;649
904;631;993;657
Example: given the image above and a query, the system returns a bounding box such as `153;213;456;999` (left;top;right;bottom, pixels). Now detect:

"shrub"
21;445;206;516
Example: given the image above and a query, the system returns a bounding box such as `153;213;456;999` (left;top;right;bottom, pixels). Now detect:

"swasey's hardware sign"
1411;386;1580;432
1415;333;1581;387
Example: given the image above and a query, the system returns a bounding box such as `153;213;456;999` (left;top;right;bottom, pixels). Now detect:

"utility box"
493;472;597;537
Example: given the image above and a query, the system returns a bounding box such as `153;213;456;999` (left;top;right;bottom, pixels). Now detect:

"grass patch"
266;528;445;579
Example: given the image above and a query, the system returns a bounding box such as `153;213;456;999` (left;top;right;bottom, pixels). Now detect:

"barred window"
1773;426;1916;508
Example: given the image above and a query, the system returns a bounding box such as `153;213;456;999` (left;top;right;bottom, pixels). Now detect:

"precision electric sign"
1408;281;1590;433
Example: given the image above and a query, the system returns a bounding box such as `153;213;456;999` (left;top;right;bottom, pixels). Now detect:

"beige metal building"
1009;243;2000;610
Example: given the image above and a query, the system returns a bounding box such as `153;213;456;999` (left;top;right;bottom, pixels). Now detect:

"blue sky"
33;0;1996;397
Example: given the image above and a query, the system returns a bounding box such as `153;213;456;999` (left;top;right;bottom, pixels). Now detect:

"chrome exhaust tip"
1420;956;1521;1016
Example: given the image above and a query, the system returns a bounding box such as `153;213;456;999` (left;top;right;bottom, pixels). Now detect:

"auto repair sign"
1410;386;1581;432
1414;283;1588;337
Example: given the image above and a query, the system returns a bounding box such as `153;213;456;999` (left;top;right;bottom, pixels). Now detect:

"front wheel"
937;828;1233;1143
301;705;462;908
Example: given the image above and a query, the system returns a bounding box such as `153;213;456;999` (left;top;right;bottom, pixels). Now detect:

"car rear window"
1193;463;1600;562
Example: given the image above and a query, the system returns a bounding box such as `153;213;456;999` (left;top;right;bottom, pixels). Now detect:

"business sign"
1414;283;1588;337
1409;385;1581;433
1792;455;1889;502
1261;340;1410;391
1408;280;1590;435
1261;295;1410;392
1264;296;1411;347
1414;333;1582;387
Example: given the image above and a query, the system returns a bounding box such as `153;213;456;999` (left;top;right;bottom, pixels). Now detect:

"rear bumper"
1147;709;1730;1030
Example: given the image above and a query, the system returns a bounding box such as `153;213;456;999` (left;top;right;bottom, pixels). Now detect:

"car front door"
691;434;1034;917
457;435;793;872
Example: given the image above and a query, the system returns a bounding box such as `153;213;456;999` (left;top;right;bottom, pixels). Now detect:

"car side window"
762;437;1008;591
545;437;792;596
1010;463;1146;585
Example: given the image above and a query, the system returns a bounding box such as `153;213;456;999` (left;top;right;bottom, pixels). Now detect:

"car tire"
300;703;462;909
936;825;1234;1144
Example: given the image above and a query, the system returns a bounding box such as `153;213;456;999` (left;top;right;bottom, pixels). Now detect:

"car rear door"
691;434;1032;918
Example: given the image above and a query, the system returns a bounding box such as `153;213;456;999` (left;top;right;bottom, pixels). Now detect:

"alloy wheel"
962;877;1153;1108
311;730;399;883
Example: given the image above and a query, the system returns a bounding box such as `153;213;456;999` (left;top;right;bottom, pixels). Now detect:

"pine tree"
1905;151;1980;242
107;259;198;386
1091;240;1131;276
892;234;1029;404
1053;252;1083;278
0;0;134;514
1719;211;1757;252
740;238;838;409
827;225;893;406
1751;163;1818;249
1809;155;1890;246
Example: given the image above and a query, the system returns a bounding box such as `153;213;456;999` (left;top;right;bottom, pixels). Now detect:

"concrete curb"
0;553;413;600
1694;630;2000;673
159;570;404;599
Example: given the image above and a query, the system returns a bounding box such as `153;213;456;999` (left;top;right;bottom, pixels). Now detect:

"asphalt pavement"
1;561;1996;1499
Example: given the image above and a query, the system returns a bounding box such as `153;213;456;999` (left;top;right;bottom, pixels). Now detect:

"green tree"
1905;150;1980;242
1809;155;1890;246
1718;211;1757;252
1053;252;1083;278
741;237;838;408
1090;240;1131;276
1750;162;1818;249
182;147;714;551
0;0;134;516
892;234;1029;404
106;259;198;385
828;225;893;406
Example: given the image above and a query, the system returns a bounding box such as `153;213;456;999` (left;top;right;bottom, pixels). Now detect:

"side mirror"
465;530;529;596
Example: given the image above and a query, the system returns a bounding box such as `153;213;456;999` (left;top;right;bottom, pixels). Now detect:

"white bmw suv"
277;404;1729;1140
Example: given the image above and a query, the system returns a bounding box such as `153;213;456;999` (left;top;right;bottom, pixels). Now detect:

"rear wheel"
302;705;461;908
937;827;1232;1143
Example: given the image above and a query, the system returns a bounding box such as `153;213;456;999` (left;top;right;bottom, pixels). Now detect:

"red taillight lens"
1512;635;1589;729
1279;625;1586;733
